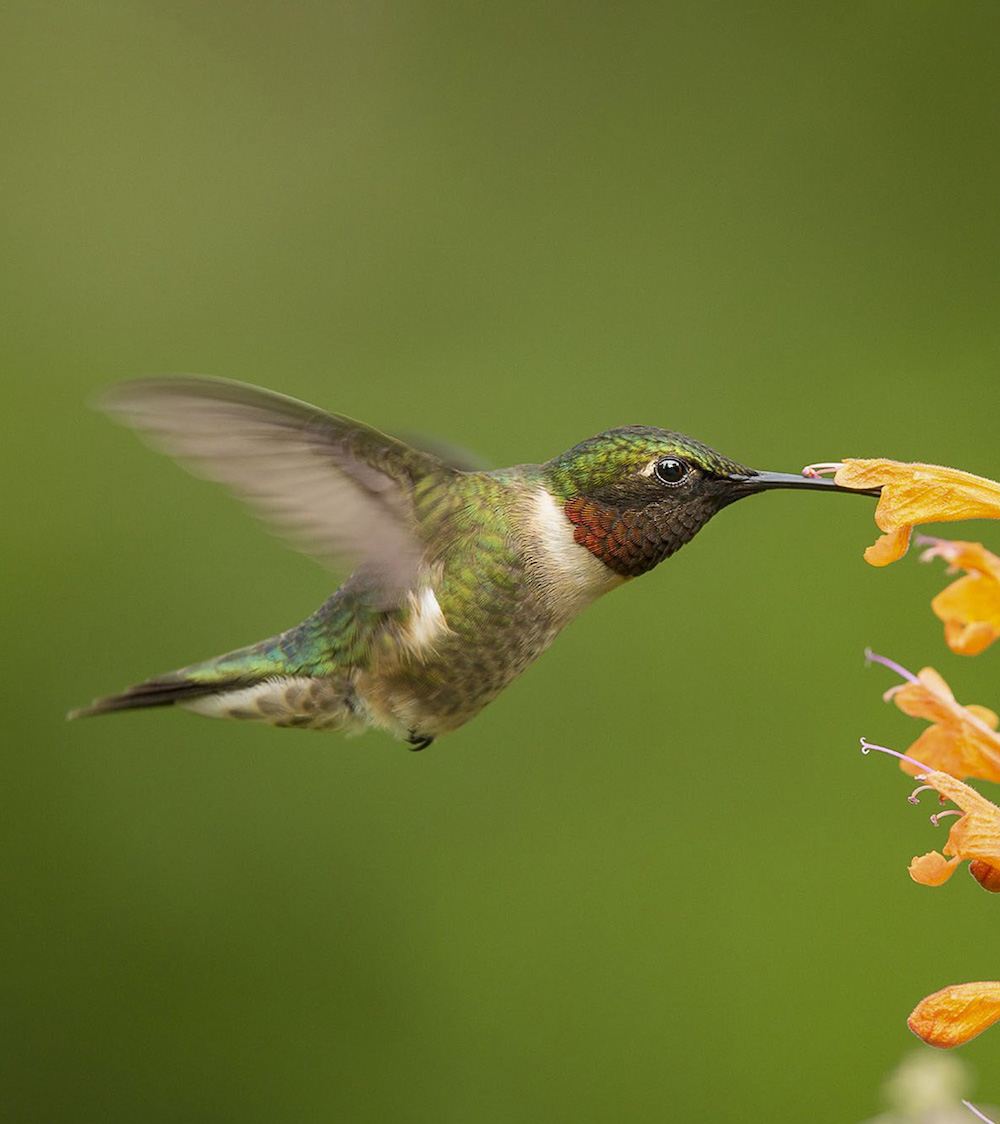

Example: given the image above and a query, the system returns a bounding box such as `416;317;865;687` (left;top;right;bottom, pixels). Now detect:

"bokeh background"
4;3;1000;1120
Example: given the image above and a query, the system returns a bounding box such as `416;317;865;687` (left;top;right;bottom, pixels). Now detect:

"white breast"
400;585;451;656
522;487;625;623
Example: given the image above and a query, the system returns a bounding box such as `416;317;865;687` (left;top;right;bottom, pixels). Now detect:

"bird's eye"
653;457;688;485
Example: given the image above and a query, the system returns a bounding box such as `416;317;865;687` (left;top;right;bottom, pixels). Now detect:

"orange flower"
919;537;1000;656
867;650;1000;783
803;459;1000;565
912;846;1000;893
862;740;1000;891
908;769;1000;888
909;982;1000;1048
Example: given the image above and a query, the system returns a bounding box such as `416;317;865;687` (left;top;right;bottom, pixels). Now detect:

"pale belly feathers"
183;487;624;741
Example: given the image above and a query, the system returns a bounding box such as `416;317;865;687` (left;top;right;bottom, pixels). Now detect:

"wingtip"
95;374;316;417
66;701;102;720
93;374;205;415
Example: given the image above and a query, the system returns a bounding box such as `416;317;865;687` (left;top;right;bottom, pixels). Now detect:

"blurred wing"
100;376;455;607
400;432;491;472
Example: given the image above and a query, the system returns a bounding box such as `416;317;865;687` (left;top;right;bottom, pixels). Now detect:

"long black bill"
733;470;881;497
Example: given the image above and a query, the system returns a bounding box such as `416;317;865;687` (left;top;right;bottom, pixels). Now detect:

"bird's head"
543;426;877;577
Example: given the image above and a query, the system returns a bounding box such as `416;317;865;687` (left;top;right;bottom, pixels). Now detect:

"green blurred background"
4;2;1000;1120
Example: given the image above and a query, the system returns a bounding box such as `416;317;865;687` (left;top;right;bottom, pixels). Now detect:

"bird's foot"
406;731;434;752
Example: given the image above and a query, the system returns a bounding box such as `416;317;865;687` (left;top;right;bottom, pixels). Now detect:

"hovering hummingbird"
70;377;876;749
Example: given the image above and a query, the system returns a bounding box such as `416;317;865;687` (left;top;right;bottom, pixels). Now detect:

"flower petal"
904;726;977;781
923;771;1000;868
920;538;1000;581
885;668;1000;783
944;620;1000;656
865;526;911;566
933;575;1000;656
908;982;1000;1048
834;460;1000;566
909;851;961;886
966;705;999;731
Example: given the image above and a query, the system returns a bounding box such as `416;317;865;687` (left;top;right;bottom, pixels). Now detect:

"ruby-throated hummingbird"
70;377;876;749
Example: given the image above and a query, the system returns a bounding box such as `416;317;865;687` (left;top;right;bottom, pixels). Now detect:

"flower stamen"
859;737;932;775
930;810;963;827
864;647;921;685
801;462;844;477
908;784;938;805
962;1102;998;1124
915;533;949;561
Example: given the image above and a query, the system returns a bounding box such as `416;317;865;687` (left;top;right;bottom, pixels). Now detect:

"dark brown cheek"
564;499;671;577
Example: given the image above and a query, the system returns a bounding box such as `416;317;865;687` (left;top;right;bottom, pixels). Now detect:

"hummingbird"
70;377;876;749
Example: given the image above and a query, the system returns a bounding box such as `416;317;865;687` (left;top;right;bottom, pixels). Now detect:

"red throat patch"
563;497;670;577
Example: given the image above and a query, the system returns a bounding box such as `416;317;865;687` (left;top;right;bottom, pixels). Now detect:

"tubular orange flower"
861;740;1000;890
919;536;1000;656
909;982;1000;1049
867;650;1000;783
908;769;1000;888
802;459;1000;565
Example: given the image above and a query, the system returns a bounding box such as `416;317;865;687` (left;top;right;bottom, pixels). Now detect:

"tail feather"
68;618;338;722
68;672;256;719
